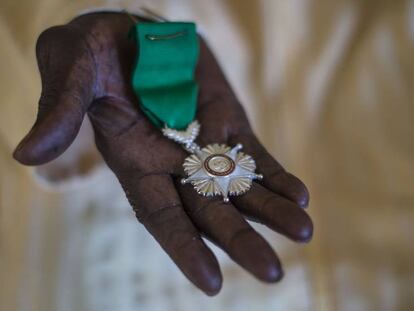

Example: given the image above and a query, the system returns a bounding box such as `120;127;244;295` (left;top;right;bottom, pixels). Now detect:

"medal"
163;121;262;202
130;20;262;202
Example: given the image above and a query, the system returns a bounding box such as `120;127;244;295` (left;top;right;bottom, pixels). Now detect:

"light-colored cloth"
1;1;414;310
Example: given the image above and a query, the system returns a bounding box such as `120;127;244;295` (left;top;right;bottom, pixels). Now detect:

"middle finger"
178;182;283;282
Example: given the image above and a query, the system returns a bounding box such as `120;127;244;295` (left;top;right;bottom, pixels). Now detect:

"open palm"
13;12;313;295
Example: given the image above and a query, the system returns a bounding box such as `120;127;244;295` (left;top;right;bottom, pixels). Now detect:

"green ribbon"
130;22;199;130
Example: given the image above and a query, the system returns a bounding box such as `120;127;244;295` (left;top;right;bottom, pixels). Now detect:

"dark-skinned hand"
13;12;313;296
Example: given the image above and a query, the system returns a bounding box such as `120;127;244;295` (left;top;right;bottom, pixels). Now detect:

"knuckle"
36;26;67;55
36;24;91;68
37;26;65;43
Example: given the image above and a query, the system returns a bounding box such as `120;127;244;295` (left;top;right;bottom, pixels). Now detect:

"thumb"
13;25;96;165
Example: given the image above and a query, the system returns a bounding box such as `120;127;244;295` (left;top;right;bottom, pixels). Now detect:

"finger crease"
227;227;254;249
261;193;276;214
189;199;222;219
69;24;99;95
140;202;182;225
135;172;170;183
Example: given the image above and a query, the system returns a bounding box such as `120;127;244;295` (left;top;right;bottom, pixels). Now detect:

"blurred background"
1;0;414;310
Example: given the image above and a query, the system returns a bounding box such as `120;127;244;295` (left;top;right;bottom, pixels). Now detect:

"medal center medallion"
204;154;235;176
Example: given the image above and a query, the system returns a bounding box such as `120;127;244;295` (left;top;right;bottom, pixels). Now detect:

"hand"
13;12;313;295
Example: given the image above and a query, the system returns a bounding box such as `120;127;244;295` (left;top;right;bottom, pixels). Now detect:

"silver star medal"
163;120;263;202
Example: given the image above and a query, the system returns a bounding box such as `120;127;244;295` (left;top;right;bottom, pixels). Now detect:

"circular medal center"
204;155;235;176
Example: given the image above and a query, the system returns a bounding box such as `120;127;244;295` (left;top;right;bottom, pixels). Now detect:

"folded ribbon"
130;22;199;130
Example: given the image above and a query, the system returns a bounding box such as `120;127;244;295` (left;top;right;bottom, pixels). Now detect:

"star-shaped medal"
163;121;262;202
181;143;262;202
